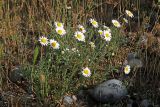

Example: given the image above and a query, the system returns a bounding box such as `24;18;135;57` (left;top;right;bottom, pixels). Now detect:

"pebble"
126;52;143;68
63;95;74;105
140;99;153;107
127;53;137;61
9;67;34;96
9;67;25;83
128;59;143;68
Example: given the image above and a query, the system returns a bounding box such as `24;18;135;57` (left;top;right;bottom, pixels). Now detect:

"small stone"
127;53;137;61
9;67;34;95
0;94;8;107
88;79;128;103
127;104;132;107
63;95;74;105
126;52;143;68
9;67;25;83
77;90;85;99
140;99;153;107
128;59;143;68
20;94;34;105
127;99;139;107
72;95;77;101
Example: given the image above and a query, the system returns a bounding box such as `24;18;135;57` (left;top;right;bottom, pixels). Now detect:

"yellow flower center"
125;67;128;71
83;69;89;75
41;38;47;43
99;31;103;35
58;30;63;35
80;28;83;31
128;11;132;15
125;67;129;73
114;22;119;26
105;33;110;38
128;12;133;16
92;21;97;25
51;42;57;47
77;34;82;39
57;22;62;27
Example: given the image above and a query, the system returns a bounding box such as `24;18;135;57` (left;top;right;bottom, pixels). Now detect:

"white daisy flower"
124;65;131;74
103;30;112;41
125;10;134;18
89;42;96;49
74;31;85;42
112;20;121;28
98;30;103;36
89;18;98;28
39;36;48;46
54;21;64;28
123;18;128;23
50;39;60;49
78;25;86;33
82;67;91;77
56;27;66;36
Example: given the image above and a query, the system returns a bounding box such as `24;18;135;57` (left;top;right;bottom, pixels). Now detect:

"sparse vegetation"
0;0;160;106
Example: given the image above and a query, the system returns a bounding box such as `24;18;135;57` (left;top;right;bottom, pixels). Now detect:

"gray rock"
88;79;128;103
